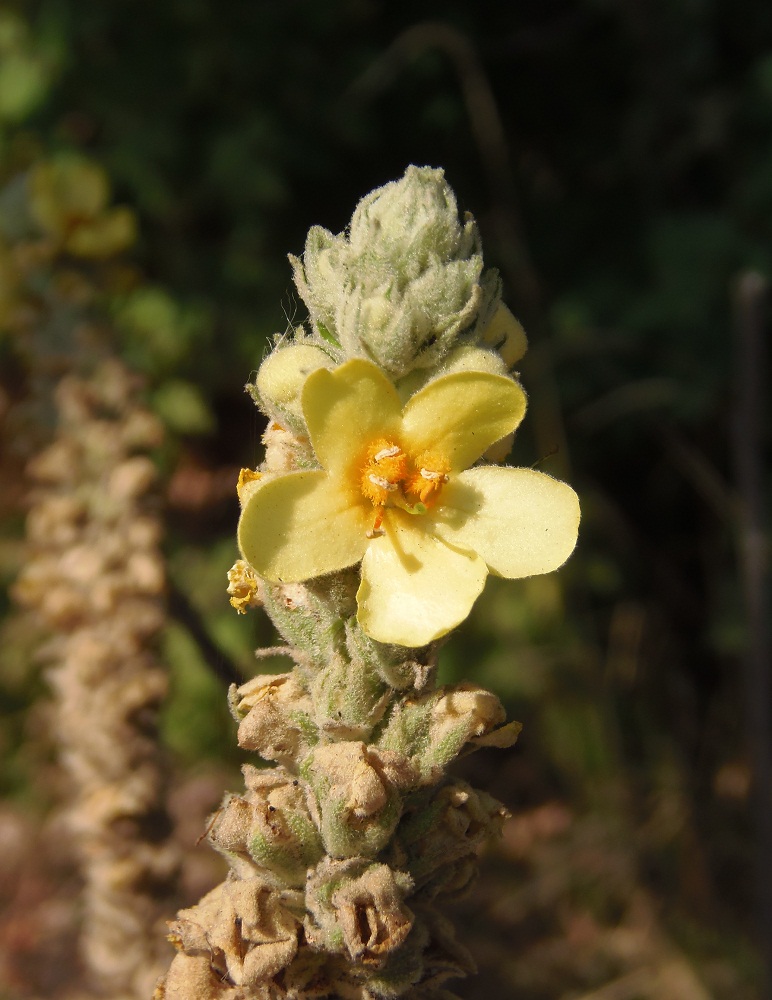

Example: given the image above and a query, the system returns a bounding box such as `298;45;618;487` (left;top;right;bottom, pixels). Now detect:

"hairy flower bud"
253;342;334;434
261;578;355;669
207;767;324;887
245;766;324;885
435;343;509;379
377;683;519;783
310;649;391;740
394;781;509;894
479;302;528;368
346;620;437;692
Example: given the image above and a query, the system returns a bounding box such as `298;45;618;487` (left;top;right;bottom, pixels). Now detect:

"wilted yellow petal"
236;467;262;506
432;466;580;578
239;471;370;582
302;359;402;474
226;558;262;614
401;370;526;472
356;510;487;646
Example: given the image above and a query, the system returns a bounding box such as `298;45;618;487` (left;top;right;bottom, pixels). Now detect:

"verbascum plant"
159;166;580;1000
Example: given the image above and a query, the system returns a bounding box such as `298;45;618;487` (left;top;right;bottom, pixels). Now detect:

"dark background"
0;2;770;997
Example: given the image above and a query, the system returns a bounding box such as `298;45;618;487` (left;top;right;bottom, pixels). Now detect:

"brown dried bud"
230;673;316;765
168;878;302;989
262;421;315;473
428;684;506;750
205;793;259;881
409;905;477;994
305;858;414;964
304;742;417;859
156;952;243;1000
107;455;158;504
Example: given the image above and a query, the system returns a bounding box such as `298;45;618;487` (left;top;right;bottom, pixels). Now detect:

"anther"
368;474;399;492
374;445;402;462
420;468;449;482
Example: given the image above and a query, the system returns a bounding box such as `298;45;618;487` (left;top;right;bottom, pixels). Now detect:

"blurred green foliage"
0;0;770;996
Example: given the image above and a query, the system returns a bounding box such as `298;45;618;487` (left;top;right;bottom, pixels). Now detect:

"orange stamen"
404;451;450;507
360;438;408;506
359;440;449;534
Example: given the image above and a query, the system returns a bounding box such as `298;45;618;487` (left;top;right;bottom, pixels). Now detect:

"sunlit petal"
432;466;580;578
356;511;488;646
302;359;402;473
401;370;526;471
238;471;370;582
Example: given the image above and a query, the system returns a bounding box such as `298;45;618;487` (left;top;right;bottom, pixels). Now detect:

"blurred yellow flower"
29;156;136;258
238;359;580;647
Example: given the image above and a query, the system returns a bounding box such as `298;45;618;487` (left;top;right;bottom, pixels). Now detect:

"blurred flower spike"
238;358;580;646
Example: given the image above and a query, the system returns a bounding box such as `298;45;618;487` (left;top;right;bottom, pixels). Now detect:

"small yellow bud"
255;344;333;432
480;302;528;367
439;344;509;378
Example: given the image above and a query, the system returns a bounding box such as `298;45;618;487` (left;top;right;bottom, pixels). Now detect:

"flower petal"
432;467;580;578
401;371;526;471
356;511;488;646
302;359;402;474
238;471;370;582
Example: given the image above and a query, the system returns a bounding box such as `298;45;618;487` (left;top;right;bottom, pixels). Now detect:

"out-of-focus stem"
732;271;771;1000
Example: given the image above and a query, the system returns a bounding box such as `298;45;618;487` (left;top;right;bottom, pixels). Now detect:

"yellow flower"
238;359;579;647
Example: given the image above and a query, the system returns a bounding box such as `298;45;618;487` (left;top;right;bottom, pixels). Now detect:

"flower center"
359;438;449;537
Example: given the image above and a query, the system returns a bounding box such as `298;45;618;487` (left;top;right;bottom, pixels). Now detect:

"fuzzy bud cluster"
291;165;489;377
251;166;528;439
